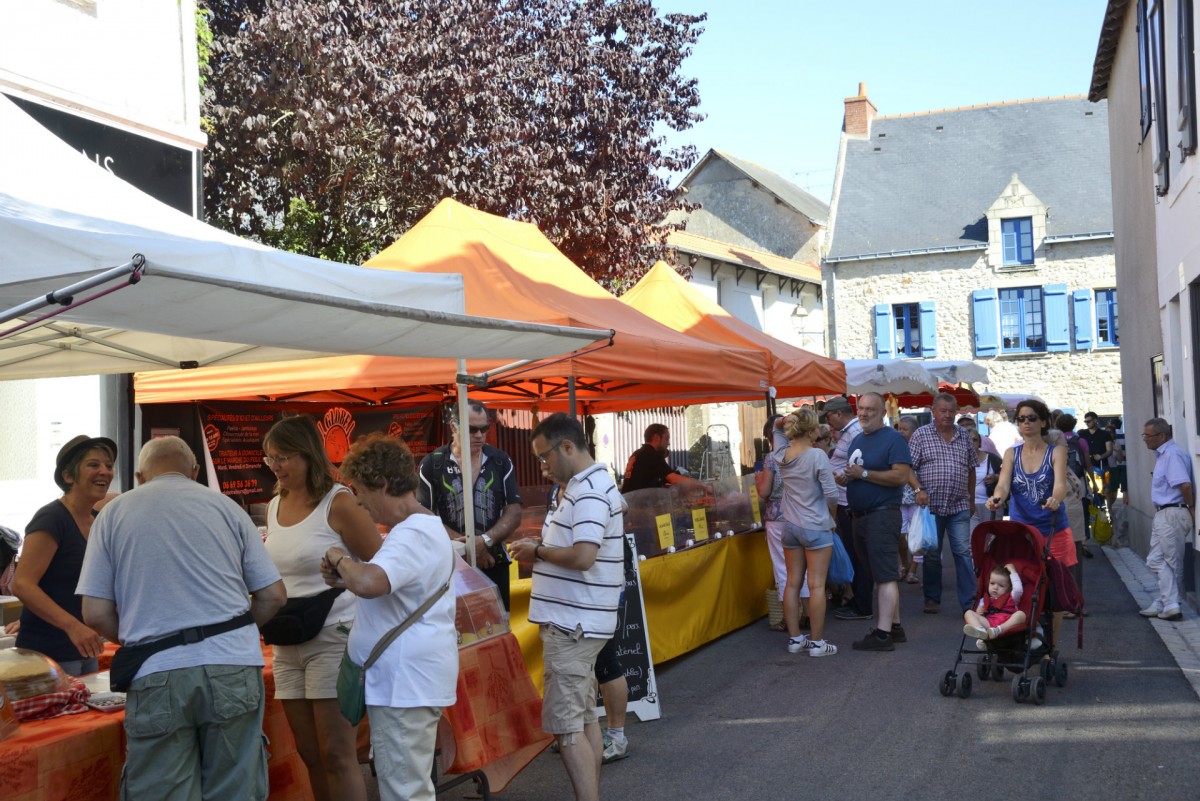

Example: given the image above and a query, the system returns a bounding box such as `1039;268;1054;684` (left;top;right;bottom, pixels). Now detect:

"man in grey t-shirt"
79;436;285;801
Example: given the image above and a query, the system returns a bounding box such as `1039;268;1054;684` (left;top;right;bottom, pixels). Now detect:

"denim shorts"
782;522;835;550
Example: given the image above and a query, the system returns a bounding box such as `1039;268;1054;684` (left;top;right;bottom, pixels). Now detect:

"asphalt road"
399;544;1200;801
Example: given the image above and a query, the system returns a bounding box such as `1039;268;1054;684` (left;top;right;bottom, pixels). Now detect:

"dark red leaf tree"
199;0;704;284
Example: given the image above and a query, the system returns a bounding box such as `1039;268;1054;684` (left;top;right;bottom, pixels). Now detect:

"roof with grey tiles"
701;150;831;225
827;97;1112;261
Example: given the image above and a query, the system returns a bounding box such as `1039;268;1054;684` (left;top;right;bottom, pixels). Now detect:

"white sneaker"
1159;607;1184;621
1139;604;1164;618
808;640;838;657
787;635;811;654
602;736;628;763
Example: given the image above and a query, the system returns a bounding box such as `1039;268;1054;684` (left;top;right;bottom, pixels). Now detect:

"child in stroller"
963;563;1026;641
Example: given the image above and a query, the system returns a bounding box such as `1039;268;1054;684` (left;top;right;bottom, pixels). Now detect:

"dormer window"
1001;218;1034;265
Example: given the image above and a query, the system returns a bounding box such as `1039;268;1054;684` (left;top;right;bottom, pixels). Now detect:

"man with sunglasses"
510;413;624;801
417;400;521;609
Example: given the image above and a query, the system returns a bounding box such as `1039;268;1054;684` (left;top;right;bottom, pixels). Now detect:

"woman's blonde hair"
783;408;820;440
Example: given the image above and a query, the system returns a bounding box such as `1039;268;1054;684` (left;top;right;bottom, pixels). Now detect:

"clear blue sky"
653;0;1109;202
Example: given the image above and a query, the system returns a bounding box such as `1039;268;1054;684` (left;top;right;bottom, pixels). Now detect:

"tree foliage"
199;0;705;283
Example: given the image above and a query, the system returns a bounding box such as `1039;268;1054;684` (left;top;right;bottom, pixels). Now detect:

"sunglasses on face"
467;425;489;435
1015;414;1041;424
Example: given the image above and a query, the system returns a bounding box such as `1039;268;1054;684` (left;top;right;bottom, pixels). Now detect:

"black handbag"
260;587;345;646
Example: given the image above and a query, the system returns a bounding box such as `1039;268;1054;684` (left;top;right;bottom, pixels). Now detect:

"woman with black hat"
11;435;116;675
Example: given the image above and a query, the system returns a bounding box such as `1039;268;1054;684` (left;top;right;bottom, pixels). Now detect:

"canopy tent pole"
0;256;145;334
568;376;577;418
457;359;477;568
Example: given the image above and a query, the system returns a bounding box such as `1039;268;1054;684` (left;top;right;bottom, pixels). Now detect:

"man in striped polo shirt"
509;413;624;801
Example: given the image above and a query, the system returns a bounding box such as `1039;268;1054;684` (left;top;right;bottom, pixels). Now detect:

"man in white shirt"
510;414;623;801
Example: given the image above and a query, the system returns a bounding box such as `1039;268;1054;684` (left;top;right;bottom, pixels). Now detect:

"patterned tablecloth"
2;634;548;801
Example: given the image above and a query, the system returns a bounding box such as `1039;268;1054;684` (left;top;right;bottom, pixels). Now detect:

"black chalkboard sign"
595;532;661;721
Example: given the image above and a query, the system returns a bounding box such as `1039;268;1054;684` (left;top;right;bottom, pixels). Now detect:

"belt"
849;505;901;518
1156;502;1191;511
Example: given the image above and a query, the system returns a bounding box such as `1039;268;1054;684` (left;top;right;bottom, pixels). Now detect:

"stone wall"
828;238;1123;413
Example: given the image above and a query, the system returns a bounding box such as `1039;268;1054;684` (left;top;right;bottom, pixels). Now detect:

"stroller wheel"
939;670;955;697
1012;675;1026;703
976;661;991;681
1054;660;1068;687
1040;658;1054;682
1031;676;1047;705
991;654;1006;682
956;671;973;699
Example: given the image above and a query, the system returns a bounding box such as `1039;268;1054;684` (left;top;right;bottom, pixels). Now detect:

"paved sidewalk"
1104;544;1200;699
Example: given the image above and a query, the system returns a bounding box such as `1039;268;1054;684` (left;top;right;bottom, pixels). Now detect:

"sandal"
768;622;787;632
905;572;920;584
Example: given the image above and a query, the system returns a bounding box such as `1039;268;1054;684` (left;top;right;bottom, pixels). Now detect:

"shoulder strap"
362;560;456;671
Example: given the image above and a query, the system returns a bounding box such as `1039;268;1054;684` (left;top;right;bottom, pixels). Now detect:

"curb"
1103;545;1200;701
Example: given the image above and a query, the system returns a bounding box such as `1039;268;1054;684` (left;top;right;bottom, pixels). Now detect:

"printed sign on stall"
594;533;661;722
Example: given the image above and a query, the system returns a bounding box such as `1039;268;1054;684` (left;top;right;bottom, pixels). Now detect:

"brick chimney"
843;82;877;137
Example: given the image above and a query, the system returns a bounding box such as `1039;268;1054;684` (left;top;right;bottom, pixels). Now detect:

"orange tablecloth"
3;636;548;800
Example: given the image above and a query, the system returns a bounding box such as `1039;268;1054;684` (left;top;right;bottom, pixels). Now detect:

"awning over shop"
619;262;844;397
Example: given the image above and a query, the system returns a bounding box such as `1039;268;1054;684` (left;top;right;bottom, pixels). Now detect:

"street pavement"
382;541;1200;801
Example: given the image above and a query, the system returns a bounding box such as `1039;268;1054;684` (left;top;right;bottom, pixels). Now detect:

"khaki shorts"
539;624;607;735
271;623;349;700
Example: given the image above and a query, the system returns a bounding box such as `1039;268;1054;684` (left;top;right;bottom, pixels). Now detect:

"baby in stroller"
963;563;1026;641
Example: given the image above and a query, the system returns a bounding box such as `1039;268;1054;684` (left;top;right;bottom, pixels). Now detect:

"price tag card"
655;514;675;550
749;490;761;524
692;508;709;541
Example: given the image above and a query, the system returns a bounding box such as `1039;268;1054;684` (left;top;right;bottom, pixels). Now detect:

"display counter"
510;528;773;690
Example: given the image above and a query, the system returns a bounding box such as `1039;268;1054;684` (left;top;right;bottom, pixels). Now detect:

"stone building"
825;85;1122;415
1089;0;1198;593
664;149;829;355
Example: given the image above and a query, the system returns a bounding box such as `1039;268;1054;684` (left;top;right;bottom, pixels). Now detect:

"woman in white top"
968;430;1002;538
263;416;381;801
322;433;457;801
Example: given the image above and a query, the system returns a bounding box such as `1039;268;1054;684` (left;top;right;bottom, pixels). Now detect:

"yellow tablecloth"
509;531;773;690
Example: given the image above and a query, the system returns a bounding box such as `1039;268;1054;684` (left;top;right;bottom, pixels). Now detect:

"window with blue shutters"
893;303;920;357
1096;289;1119;347
1072;289;1094;351
972;289;1000;357
999;287;1045;353
1001;218;1034;265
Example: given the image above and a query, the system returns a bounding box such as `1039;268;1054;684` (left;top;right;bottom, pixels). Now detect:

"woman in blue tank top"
985;399;1076;567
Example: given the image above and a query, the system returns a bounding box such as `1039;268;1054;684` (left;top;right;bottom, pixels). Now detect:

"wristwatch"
861;469;870;480
482;533;494;548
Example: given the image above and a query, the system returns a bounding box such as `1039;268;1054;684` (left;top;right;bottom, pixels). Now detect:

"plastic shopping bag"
906;507;925;556
828;533;855;585
914;505;938;553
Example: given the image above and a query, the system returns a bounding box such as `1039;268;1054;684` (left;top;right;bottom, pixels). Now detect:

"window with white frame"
1096;289;1119;347
893;302;921;357
1001;218;1034;265
999;287;1045;353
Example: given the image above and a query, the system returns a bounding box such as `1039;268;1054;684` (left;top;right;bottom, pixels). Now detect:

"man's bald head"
137;436;199;483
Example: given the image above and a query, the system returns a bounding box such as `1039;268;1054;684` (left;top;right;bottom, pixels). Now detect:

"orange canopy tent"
619;262;844;398
135;200;774;411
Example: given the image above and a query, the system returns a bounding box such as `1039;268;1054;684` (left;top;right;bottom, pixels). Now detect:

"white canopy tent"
0;95;611;564
842;359;939;396
0;95;609;378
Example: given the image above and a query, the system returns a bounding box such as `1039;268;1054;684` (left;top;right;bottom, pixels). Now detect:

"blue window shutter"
873;304;895;358
1044;283;1070;352
918;301;937;358
971;289;999;357
1072;289;1094;351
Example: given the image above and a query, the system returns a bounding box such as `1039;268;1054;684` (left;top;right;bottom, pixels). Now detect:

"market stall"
620;261;845;399
134;199;780;411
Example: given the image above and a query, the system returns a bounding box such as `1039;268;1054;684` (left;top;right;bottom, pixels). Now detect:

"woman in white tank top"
263;416;381;801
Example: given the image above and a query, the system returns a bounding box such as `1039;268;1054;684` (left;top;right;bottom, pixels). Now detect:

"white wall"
0;0;203;145
0;377;102;533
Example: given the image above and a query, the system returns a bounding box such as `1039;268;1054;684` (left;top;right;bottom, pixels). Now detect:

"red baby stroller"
937;520;1070;704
